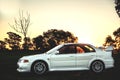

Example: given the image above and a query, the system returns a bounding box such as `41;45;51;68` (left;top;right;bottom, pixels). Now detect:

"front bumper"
17;62;31;72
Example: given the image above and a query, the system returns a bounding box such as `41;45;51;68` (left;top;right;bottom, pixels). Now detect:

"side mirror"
54;51;59;54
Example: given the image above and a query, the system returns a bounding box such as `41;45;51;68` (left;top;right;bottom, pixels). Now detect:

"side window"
59;45;76;54
81;45;95;53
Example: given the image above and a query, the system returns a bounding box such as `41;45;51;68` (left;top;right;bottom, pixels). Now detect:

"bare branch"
9;10;31;39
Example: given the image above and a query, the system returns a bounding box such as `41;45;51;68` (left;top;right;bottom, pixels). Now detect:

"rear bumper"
105;59;114;69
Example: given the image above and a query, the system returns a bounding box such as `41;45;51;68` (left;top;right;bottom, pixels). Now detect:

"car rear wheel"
90;61;105;73
31;61;47;75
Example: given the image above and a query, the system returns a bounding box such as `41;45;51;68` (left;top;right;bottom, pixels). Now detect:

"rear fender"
88;58;105;69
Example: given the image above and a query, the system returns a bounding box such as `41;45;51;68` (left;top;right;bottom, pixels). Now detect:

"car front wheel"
90;61;105;73
31;61;47;75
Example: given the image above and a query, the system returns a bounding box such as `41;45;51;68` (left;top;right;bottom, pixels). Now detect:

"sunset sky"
0;0;120;46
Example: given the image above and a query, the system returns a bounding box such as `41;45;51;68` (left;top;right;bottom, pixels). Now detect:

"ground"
0;65;119;80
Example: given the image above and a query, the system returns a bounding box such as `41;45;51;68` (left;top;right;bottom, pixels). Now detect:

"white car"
17;43;114;75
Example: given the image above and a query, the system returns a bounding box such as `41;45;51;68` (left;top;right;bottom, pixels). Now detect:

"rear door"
76;44;96;68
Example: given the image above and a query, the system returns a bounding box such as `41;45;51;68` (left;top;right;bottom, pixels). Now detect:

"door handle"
69;56;74;57
91;55;94;56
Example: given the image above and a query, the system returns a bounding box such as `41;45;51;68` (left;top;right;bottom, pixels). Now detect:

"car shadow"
15;70;112;80
0;68;119;80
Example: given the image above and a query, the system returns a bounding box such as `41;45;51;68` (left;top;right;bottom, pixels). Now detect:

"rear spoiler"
105;46;115;57
105;46;113;52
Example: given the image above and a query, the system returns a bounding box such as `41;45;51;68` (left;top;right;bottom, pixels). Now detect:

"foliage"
5;32;22;50
103;35;115;47
113;27;120;37
104;27;120;49
33;29;78;52
22;37;33;50
33;35;44;50
113;27;120;49
0;40;6;50
115;0;120;17
43;29;78;43
104;0;120;49
114;1;120;49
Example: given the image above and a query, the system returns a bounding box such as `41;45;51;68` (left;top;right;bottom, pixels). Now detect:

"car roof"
63;43;91;46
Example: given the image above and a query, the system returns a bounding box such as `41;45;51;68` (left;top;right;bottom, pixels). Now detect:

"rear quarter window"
82;45;96;53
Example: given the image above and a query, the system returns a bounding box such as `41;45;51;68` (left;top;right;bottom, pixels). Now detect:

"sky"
0;0;120;46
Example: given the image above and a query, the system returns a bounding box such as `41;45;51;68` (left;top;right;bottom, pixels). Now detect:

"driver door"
50;45;76;69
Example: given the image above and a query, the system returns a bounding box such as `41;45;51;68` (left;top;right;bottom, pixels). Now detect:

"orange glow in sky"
0;0;120;46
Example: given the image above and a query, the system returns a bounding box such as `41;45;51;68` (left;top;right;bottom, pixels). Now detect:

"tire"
31;61;47;75
90;60;105;73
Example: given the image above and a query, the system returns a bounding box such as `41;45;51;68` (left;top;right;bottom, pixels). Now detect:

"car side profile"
17;43;114;75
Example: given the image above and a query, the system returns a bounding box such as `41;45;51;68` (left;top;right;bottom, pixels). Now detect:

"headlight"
23;60;29;63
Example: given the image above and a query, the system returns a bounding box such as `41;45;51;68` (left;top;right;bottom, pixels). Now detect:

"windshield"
46;44;63;54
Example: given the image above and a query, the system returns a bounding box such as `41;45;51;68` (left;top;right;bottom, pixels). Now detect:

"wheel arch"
89;59;105;73
88;59;105;69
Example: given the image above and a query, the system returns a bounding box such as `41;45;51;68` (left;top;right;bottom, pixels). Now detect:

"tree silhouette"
115;0;120;17
103;35;115;47
111;0;120;49
5;32;22;50
113;27;120;49
0;40;6;50
22;37;33;50
43;29;78;44
33;29;78;52
113;27;120;37
9;10;31;50
33;35;44;50
103;27;120;49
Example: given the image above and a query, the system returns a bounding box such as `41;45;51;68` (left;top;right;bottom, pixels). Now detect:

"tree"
113;27;120;37
115;0;120;17
113;27;120;49
33;29;78;52
33;35;44;50
43;29;78;44
103;35;115;47
0;40;6;50
22;37;33;50
9;10;30;50
103;27;120;49
5;32;22;50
